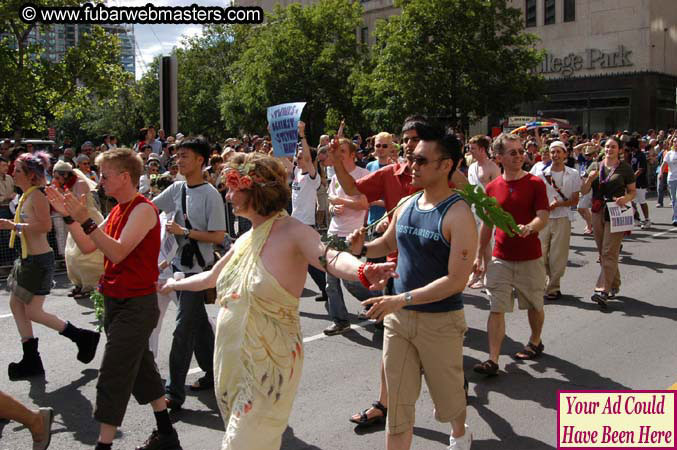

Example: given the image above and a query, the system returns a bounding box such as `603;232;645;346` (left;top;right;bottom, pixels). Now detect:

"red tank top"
99;194;160;298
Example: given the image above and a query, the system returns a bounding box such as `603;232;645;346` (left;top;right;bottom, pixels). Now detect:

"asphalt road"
1;201;676;450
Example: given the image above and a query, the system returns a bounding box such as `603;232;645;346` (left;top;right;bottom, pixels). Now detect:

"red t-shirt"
99;194;160;298
356;162;416;211
485;173;549;261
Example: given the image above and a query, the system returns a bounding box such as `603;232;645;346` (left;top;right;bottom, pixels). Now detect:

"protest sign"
267;102;306;157
606;202;634;233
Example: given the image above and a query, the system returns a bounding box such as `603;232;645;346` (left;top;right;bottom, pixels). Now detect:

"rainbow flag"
526;121;556;128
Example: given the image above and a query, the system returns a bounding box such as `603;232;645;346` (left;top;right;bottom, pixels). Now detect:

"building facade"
237;0;676;133
3;23;135;75
510;0;677;133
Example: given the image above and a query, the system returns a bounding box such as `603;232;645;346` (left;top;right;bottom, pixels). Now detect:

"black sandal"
514;341;544;360
349;401;387;427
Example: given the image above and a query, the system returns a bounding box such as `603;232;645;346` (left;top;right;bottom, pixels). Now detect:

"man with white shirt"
536;141;581;300
323;138;371;335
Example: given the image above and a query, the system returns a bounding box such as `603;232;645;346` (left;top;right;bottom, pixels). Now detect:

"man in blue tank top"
350;123;478;450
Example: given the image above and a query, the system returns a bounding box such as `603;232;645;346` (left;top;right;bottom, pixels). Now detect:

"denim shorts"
8;251;55;304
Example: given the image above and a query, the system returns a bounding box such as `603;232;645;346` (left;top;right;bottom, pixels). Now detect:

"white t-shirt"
291;167;321;226
328;166;370;237
664;150;677;182
538;165;582;220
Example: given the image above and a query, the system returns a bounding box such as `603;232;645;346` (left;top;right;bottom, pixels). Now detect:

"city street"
1;201;676;450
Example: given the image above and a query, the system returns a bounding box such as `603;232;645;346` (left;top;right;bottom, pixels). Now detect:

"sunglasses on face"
507;149;526;157
412;156;450;166
374;144;389;148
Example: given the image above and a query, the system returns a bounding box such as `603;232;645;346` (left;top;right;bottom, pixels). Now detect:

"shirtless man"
0;153;100;380
466;135;500;289
467;135;500;190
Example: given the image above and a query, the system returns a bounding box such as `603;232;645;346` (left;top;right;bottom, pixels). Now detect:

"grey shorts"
7;251;55;304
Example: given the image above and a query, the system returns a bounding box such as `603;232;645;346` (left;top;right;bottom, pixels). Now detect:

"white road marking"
188;319;375;375
0;313;13;319
650;227;677;238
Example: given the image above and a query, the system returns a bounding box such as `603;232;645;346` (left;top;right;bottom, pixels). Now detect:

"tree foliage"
219;0;366;143
0;0;132;137
354;0;543;132
175;25;238;141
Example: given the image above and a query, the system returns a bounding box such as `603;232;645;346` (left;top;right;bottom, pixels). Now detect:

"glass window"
563;0;575;22
525;0;537;27
544;0;556;25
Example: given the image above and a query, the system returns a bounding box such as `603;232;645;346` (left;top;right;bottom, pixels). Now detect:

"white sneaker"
448;424;472;450
644;220;652;229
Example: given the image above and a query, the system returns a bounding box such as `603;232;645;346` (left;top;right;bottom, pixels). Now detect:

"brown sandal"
472;359;499;376
514;342;544;360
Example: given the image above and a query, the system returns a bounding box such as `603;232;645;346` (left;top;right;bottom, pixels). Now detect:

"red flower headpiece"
224;163;275;191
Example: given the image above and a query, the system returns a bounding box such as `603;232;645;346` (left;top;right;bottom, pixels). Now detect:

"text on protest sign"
267;102;306;157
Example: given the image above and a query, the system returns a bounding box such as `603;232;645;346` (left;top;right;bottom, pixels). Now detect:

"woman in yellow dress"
159;152;395;450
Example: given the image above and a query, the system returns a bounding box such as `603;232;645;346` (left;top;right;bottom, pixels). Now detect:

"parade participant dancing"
158;152;396;450
52;160;104;300
580;136;636;308
0;152;100;380
46;148;182;450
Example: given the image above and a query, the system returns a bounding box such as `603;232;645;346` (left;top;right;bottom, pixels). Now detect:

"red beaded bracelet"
357;262;373;289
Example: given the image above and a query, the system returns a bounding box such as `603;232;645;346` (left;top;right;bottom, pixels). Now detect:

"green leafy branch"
89;289;104;332
453;184;520;237
320;184;520;263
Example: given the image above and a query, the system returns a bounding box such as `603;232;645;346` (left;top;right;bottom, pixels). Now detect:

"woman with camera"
580;136;636;308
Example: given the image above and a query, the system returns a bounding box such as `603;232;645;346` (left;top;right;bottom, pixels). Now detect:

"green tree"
0;0;131;137
219;0;366;143
354;0;543;132
174;25;238;141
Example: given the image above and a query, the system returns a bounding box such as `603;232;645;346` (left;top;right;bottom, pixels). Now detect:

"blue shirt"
393;192;465;312
365;160;388;225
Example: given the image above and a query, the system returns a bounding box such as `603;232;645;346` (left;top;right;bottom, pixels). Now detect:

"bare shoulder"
131;201;158;224
444;197;475;228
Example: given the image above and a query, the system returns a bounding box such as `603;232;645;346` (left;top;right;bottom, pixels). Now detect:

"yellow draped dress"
214;211;303;450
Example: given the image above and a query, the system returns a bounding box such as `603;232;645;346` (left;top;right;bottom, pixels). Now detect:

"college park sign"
535;45;634;78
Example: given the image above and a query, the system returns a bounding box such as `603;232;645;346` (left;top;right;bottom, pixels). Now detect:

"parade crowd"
0;118;676;450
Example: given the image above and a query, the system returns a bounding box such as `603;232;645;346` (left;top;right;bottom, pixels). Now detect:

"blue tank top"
393;192;465;312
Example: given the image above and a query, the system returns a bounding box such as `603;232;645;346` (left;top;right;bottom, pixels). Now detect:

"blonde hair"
374;132;392;142
95;147;144;185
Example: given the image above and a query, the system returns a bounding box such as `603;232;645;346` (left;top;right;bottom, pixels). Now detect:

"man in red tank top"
47;148;182;450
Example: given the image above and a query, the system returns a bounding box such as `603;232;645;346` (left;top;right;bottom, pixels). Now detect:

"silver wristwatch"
182;227;190;238
403;292;413;305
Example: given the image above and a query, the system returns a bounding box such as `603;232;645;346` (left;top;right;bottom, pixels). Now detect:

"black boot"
8;338;45;380
60;322;101;364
